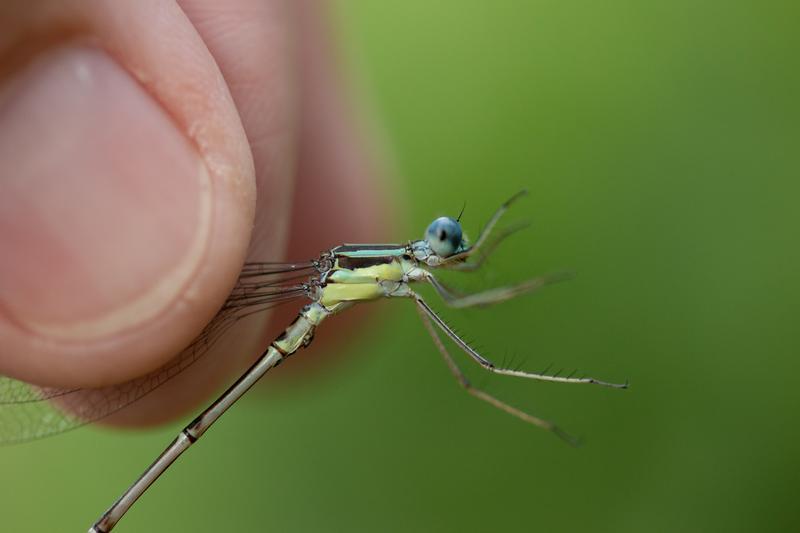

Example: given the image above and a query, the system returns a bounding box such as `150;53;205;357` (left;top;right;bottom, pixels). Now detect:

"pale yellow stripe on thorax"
329;261;405;284
320;283;385;307
321;259;408;307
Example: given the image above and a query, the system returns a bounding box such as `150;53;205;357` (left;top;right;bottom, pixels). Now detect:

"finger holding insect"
0;0;256;389
0;1;390;428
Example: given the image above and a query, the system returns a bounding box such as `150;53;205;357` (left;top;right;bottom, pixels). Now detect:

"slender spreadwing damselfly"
0;190;627;531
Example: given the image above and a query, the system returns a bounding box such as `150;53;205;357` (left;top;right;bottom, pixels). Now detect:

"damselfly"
0;191;626;532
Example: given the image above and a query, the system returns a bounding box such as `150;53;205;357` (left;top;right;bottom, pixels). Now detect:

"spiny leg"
416;305;579;445
446;221;529;272
414;294;628;389
442;190;528;266
426;270;573;309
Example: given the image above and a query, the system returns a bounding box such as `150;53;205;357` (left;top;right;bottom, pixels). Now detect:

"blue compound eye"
425;217;463;257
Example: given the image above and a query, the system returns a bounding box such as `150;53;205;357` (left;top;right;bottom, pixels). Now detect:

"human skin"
0;0;388;426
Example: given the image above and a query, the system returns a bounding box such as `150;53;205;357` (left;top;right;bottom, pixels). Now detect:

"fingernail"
0;46;212;339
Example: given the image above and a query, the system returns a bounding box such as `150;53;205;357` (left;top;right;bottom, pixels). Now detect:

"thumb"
0;4;256;388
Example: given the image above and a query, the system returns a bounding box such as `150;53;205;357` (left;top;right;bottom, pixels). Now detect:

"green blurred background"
3;1;800;531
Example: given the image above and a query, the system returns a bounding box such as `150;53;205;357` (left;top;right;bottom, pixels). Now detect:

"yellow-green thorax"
318;245;417;308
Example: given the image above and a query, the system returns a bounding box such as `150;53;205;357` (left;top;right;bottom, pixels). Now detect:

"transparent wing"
0;261;319;444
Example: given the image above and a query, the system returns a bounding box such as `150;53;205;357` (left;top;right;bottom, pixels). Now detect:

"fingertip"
0;7;256;388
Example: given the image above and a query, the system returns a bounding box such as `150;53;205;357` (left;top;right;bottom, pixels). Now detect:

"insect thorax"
315;244;416;308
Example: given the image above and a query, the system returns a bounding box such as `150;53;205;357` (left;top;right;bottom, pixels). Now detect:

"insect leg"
416;305;579;445
445;221;529;272
441;190;527;266
413;294;628;389
425;271;572;309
